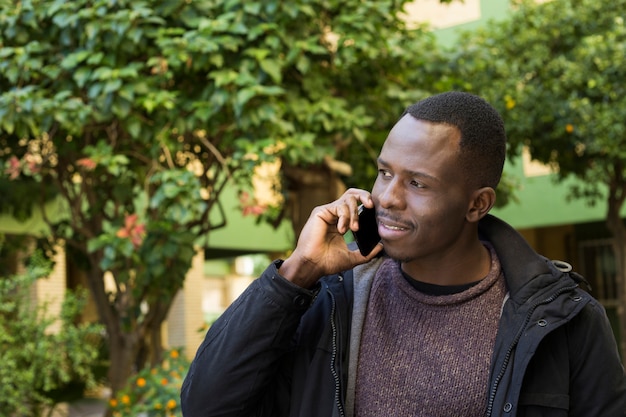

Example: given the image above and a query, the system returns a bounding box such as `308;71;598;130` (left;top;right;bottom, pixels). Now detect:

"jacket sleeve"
568;300;626;417
180;260;319;417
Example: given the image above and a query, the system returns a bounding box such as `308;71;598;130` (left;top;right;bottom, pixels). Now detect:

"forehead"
380;116;462;172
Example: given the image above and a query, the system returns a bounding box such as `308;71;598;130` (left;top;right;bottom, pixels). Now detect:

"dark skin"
279;115;495;288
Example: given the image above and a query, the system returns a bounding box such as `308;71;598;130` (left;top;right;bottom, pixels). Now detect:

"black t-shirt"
401;269;481;296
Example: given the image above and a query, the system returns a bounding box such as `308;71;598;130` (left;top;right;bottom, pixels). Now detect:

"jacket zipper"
484;283;579;417
327;286;346;417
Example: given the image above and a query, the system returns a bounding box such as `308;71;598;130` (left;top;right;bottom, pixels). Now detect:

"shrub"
0;251;104;417
109;348;189;417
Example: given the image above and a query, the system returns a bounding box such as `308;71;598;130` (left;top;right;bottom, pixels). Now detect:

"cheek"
370;178;386;202
411;194;467;226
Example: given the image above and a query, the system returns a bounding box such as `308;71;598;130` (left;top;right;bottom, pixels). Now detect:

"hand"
278;188;384;288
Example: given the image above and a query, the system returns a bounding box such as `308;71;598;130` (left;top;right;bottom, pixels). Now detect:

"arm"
180;261;317;416
569;301;626;417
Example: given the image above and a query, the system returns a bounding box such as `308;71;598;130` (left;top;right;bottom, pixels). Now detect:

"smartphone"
352;205;381;256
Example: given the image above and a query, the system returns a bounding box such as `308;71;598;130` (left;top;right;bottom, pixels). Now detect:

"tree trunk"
283;162;348;239
606;195;626;357
107;331;141;392
83;263;167;395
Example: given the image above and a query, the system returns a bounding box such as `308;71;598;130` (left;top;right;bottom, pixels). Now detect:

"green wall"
434;0;512;47
203;185;294;258
490;160;611;229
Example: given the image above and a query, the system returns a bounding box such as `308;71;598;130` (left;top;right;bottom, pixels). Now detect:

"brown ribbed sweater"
354;247;505;417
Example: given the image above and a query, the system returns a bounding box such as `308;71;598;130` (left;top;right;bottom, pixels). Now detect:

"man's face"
371;115;476;270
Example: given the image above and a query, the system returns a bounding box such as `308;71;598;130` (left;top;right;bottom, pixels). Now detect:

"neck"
401;240;491;286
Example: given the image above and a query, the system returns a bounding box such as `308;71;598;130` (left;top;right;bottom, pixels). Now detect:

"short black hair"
402;91;506;189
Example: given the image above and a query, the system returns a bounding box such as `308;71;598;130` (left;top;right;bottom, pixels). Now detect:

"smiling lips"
380;222;407;231
377;217;412;239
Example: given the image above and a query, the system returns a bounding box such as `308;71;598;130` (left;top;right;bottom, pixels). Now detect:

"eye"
410;179;425;188
378;169;392;179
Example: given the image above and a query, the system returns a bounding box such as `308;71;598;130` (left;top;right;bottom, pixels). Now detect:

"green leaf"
73;67;91;88
126;118;141;138
211;69;238;86
162;183;179;198
259;59;282;83
60;50;91;70
92;67;113;80
234;87;256;115
103;79;122;94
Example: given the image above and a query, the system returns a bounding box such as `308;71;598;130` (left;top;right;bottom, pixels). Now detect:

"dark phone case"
352;206;381;256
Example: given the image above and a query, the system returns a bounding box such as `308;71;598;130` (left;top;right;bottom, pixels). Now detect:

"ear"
466;187;496;223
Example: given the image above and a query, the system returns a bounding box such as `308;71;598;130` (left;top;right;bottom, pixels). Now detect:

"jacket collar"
478;214;566;304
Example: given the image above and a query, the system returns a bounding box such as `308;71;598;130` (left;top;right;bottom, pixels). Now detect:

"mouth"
379;221;409;231
377;216;413;240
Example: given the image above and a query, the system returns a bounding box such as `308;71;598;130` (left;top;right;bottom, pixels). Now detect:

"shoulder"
566;296;614;338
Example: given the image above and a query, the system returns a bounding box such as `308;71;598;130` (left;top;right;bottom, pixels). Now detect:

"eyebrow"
377;157;440;183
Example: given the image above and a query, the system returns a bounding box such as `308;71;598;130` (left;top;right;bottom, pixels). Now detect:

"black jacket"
181;215;626;417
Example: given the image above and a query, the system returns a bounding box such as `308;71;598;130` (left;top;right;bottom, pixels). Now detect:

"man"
181;92;626;416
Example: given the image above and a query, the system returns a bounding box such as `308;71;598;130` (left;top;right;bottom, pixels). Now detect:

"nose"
374;177;405;210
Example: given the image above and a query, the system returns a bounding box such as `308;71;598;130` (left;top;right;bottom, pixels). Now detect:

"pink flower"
76;158;97;171
242;205;266;216
5;156;21;180
116;214;146;248
239;191;251;205
239;191;267;217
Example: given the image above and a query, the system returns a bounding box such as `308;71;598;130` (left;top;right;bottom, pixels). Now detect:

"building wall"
518;224;578;269
404;0;481;30
165;249;206;356
29;243;66;334
165;250;258;358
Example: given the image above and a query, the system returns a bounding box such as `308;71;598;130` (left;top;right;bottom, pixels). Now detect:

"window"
578;239;619;307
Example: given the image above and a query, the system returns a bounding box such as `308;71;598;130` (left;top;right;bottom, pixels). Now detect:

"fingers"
334;189;373;234
348;241;384;269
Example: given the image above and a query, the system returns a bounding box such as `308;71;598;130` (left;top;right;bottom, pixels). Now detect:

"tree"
444;0;626;351
0;0;444;393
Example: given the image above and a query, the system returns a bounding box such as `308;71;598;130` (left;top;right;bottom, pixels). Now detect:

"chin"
381;246;414;264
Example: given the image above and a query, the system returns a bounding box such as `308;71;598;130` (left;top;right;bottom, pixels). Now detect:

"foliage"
444;0;626;184
0;249;104;417
109;348;188;417
0;0;444;392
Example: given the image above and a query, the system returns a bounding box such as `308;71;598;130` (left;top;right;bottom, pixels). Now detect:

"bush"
0;251;104;417
109;348;189;417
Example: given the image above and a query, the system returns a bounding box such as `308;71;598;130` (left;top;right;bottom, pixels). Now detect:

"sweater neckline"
400;268;481;296
382;243;503;306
